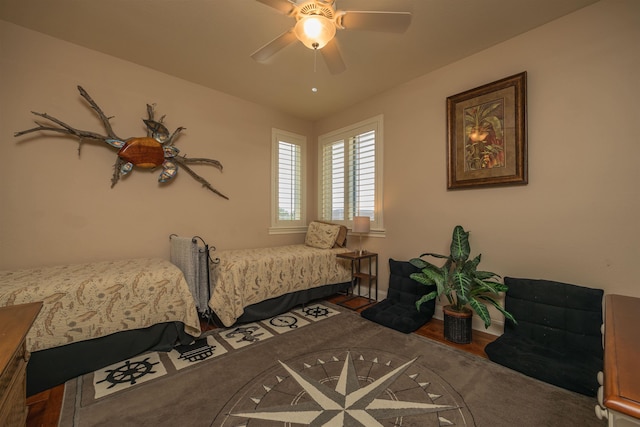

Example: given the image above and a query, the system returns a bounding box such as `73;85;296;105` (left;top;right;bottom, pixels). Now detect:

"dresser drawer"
0;351;28;427
0;343;25;397
0;302;42;427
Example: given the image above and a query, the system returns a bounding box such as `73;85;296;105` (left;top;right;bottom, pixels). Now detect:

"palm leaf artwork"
409;225;516;329
464;100;505;170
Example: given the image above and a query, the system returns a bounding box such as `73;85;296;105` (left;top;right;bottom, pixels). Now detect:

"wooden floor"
26;296;496;426
26;385;65;427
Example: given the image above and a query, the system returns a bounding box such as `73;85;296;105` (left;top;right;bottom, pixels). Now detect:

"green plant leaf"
409;258;429;269
469;298;491;328
410;254;449;268
411;266;446;296
451;271;471;290
492;282;508;293
409;272;433;285
450;225;470;263
452;272;471;307
471;278;502;295
475;268;500;281
415;291;438;310
423;264;445;280
460;259;478;278
429;268;447;294
478;295;517;325
420;252;450;260
469;254;481;270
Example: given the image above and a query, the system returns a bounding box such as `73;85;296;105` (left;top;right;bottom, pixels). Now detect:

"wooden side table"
0;302;42;427
336;251;378;309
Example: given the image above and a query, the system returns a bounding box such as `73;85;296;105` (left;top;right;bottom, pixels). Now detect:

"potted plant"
409;225;516;343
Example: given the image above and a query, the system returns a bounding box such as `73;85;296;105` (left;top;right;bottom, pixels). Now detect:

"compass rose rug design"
61;303;603;427
213;348;471;426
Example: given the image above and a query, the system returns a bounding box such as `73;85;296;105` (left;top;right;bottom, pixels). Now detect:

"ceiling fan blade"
320;38;346;74
254;0;296;15
338;11;412;33
251;29;297;62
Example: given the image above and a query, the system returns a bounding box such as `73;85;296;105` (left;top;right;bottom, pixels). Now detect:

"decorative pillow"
305;221;341;249
316;220;348;247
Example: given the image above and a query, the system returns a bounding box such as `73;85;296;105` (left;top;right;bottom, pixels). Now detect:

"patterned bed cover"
209;244;352;326
0;258;201;352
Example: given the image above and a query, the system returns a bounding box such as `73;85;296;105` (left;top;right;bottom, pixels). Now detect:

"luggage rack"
169;234;219;324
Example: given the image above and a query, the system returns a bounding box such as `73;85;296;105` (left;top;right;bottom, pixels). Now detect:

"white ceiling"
0;0;599;121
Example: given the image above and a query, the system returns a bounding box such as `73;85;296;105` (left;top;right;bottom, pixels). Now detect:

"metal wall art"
15;86;228;199
446;72;527;190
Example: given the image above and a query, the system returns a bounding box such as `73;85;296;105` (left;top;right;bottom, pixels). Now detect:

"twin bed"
209;243;351;326
0;221;353;394
0;258;202;395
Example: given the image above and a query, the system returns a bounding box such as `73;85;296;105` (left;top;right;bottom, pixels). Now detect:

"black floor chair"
485;277;604;396
361;258;436;333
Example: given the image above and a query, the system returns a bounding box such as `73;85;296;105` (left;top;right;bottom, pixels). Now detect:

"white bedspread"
0;258;201;352
209;245;352;326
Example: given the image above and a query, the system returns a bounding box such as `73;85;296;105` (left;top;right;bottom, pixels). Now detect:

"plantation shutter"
348;130;376;220
320;129;376;222
278;141;301;221
321;139;345;220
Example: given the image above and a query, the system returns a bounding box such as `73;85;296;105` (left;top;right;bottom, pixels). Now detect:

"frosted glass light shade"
352;216;371;233
294;15;336;49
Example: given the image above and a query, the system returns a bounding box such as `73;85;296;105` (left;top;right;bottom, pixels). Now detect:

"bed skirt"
27;321;195;396
228;281;351;325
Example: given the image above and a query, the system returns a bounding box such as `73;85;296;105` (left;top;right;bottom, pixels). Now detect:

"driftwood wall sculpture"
15;86;228;199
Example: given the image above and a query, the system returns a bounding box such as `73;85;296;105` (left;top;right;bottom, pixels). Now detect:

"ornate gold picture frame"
446;72;527;189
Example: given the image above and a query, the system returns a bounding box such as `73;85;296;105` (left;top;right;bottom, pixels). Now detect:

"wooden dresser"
596;294;640;426
0;302;42;427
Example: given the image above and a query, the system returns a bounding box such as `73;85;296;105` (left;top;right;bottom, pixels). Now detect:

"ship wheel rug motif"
214;347;473;427
93;352;168;399
92;303;340;399
92;333;232;399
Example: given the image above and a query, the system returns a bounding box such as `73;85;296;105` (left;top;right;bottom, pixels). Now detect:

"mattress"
0;258;201;352
209;244;352;326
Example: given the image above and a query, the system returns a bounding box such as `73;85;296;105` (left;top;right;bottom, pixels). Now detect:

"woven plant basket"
443;306;473;344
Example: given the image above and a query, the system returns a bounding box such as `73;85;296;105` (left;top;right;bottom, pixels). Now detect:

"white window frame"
317;115;384;233
270;129;307;234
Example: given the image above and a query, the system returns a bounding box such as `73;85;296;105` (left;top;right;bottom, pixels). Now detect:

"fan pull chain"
312;42;319;73
311;42;319;94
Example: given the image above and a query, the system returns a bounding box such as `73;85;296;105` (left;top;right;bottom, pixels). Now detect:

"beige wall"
315;0;640;330
0;20;313;269
1;1;638;331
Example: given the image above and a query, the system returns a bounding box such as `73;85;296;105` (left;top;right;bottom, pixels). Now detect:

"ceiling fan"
251;0;412;74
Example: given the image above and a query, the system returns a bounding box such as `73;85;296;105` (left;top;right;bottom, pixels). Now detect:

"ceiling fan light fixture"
294;14;336;50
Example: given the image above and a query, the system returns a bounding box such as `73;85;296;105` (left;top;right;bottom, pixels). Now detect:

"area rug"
60;303;604;427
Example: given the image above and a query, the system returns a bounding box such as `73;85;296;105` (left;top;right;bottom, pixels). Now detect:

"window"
318;115;383;231
270;129;306;233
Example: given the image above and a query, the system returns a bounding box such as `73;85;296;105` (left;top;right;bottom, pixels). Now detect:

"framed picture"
446;72;527;189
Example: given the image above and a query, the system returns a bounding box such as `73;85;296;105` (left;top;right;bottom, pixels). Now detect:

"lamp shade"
352;216;371;234
294;15;336;49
